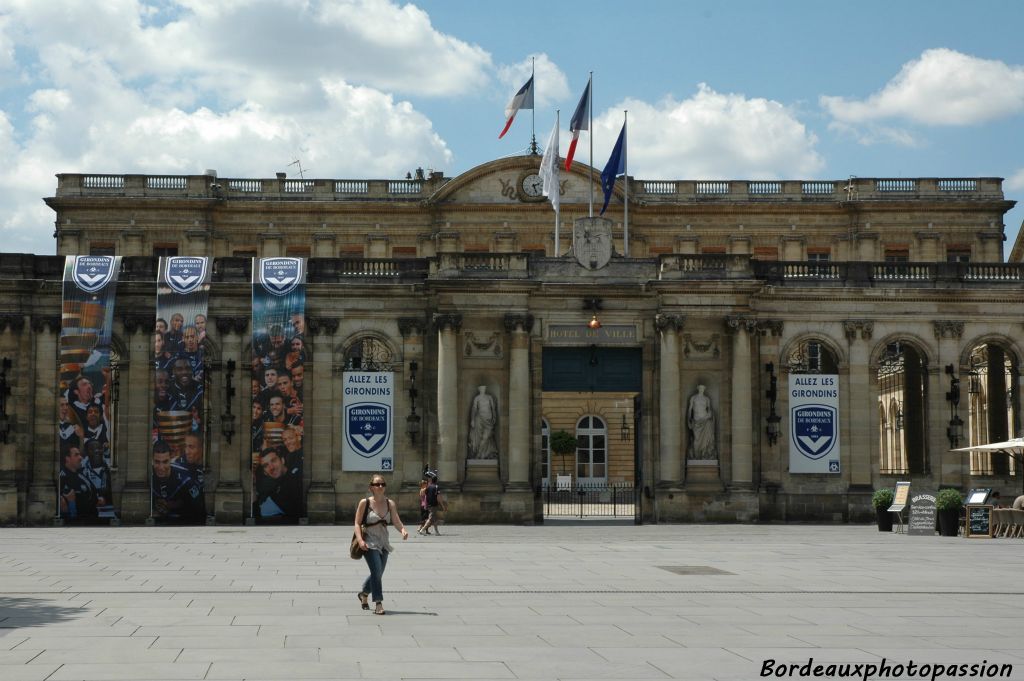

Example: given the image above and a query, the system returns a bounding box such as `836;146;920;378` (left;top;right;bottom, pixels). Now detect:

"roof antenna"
287;159;306;180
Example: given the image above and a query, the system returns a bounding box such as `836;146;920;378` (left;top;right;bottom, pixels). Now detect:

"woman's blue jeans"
361;548;389;603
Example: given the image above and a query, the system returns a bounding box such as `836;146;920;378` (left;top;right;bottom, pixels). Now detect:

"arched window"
540;418;550;486
344;337;392;371
877;341;927;475
787;339;839;374
966;342;1019;477
575;415;607;483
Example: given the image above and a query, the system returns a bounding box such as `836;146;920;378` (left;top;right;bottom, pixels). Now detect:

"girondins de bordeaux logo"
791;404;838;460
72;256;117;293
259;257;304;296
163;257;208;295
346;403;392;458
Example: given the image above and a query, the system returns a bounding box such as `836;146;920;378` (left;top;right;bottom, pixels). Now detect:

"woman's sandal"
357;592;369;610
374;602;385;615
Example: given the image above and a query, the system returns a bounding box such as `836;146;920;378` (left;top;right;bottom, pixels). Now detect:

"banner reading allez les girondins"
788;373;841;474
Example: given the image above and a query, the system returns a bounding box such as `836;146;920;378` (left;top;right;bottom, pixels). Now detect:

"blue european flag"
600;121;627;215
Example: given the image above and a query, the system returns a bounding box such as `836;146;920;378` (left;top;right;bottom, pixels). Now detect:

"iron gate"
541;482;638;519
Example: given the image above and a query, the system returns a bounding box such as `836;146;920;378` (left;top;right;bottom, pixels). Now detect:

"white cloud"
821;48;1024;126
581;84;823;180
1006;169;1024;192
497;53;569;109
0;0;475;253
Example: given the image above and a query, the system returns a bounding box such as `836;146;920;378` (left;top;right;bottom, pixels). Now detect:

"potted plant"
549;430;577;486
935;488;963;537
871;488;895;532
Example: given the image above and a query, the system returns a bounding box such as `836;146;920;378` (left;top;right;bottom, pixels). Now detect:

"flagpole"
623;110;629;258
554;110;561;255
530;57;537;154
588;72;594;218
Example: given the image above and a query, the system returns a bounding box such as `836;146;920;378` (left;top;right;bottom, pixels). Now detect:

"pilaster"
504;314;534;490
843;320;874;486
655;314;684;487
434;313;462;484
727;316;756;489
307;316;339;523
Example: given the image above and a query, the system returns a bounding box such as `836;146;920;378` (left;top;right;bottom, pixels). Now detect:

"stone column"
434;313;462;484
727;316;757;489
27;315;60;522
119;314;155;522
933;321;965;488
756;321;784;488
0;315;26;523
843;321;875;487
504;314;534;490
655;314;683;487
213;316;248;523
306;316;339;522
398;317;427;487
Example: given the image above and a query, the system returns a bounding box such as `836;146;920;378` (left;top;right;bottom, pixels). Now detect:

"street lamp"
945;364;963;448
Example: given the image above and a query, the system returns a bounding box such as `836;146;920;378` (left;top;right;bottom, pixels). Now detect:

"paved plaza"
1;522;1023;680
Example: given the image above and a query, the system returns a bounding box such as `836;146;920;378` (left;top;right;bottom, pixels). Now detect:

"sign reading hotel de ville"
341;371;395;472
788;374;841;474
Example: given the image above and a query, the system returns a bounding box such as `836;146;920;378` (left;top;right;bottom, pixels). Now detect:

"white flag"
539;118;560;211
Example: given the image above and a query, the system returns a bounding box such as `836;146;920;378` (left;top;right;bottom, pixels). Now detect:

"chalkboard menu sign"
908;492;937;536
966;505;992;538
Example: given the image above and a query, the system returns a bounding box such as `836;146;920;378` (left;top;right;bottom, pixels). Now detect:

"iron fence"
541;482;637;518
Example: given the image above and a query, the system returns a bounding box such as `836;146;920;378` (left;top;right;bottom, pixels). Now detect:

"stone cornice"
398;317;428;337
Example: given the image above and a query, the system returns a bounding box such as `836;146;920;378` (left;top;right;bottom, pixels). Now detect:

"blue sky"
1;0;1022;256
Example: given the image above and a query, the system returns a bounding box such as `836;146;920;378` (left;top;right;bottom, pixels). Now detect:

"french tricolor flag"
498;76;534;139
564;78;591;170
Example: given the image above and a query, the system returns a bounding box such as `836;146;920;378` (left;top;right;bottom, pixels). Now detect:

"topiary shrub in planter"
935;488;963;537
549;430;577;479
871;488;895;532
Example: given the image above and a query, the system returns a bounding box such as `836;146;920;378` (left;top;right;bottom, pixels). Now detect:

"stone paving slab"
1;524;1024;680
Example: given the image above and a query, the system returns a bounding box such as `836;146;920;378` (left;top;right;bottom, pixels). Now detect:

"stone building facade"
0;155;1021;525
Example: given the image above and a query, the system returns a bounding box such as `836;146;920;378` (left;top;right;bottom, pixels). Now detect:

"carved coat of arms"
571;217;613;270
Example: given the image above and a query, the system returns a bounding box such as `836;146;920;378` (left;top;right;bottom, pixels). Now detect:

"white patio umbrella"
952;437;1024;496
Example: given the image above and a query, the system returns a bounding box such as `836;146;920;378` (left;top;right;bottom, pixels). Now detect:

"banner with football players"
57;255;122;523
251;257;306;522
788;374;841;474
151;257;211;523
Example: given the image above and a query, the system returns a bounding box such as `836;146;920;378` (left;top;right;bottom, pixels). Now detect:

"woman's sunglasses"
370;482;386;487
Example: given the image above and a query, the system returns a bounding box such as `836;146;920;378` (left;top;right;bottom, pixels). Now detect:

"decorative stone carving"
503;313;534;333
757;320;784;337
572;217;613;270
464;331;502;359
0;314;25;332
654;314;685;332
307;317;340;335
725;316;757;334
432;313;463;332
932;320;964;340
467;385;498;459
398;317;427;337
843;320;874;341
683;333;720;359
121;314;154;335
215;316;249;335
687;384;717;461
32;315;61;333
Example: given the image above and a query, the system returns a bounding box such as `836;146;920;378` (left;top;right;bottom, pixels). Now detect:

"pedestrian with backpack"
420;471;447;535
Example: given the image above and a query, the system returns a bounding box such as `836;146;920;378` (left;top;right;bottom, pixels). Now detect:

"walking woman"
354;475;408;615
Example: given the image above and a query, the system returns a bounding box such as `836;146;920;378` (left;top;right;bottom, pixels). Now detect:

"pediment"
426;155;606;206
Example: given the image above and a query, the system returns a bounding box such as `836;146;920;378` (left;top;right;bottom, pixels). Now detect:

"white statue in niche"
467;385;498;459
687;384;717;460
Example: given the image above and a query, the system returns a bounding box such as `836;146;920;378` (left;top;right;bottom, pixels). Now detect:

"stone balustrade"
53;173;1004;203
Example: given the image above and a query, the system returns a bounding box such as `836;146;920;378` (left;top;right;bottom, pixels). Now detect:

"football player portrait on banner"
57;255;121;523
151;257;211;524
251;257;307;522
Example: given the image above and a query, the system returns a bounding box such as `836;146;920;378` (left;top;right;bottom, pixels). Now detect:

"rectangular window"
701;246;726;254
807;250;831;262
339;245;364;256
89;243;115;256
807;250;831;276
884;247;910;262
232;249;256;258
946;246;971;263
753;247;778;261
153;244;178;258
392;246;417;258
286;246;311;258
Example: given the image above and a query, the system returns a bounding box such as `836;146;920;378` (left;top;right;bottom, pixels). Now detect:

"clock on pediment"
516;170;546;202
